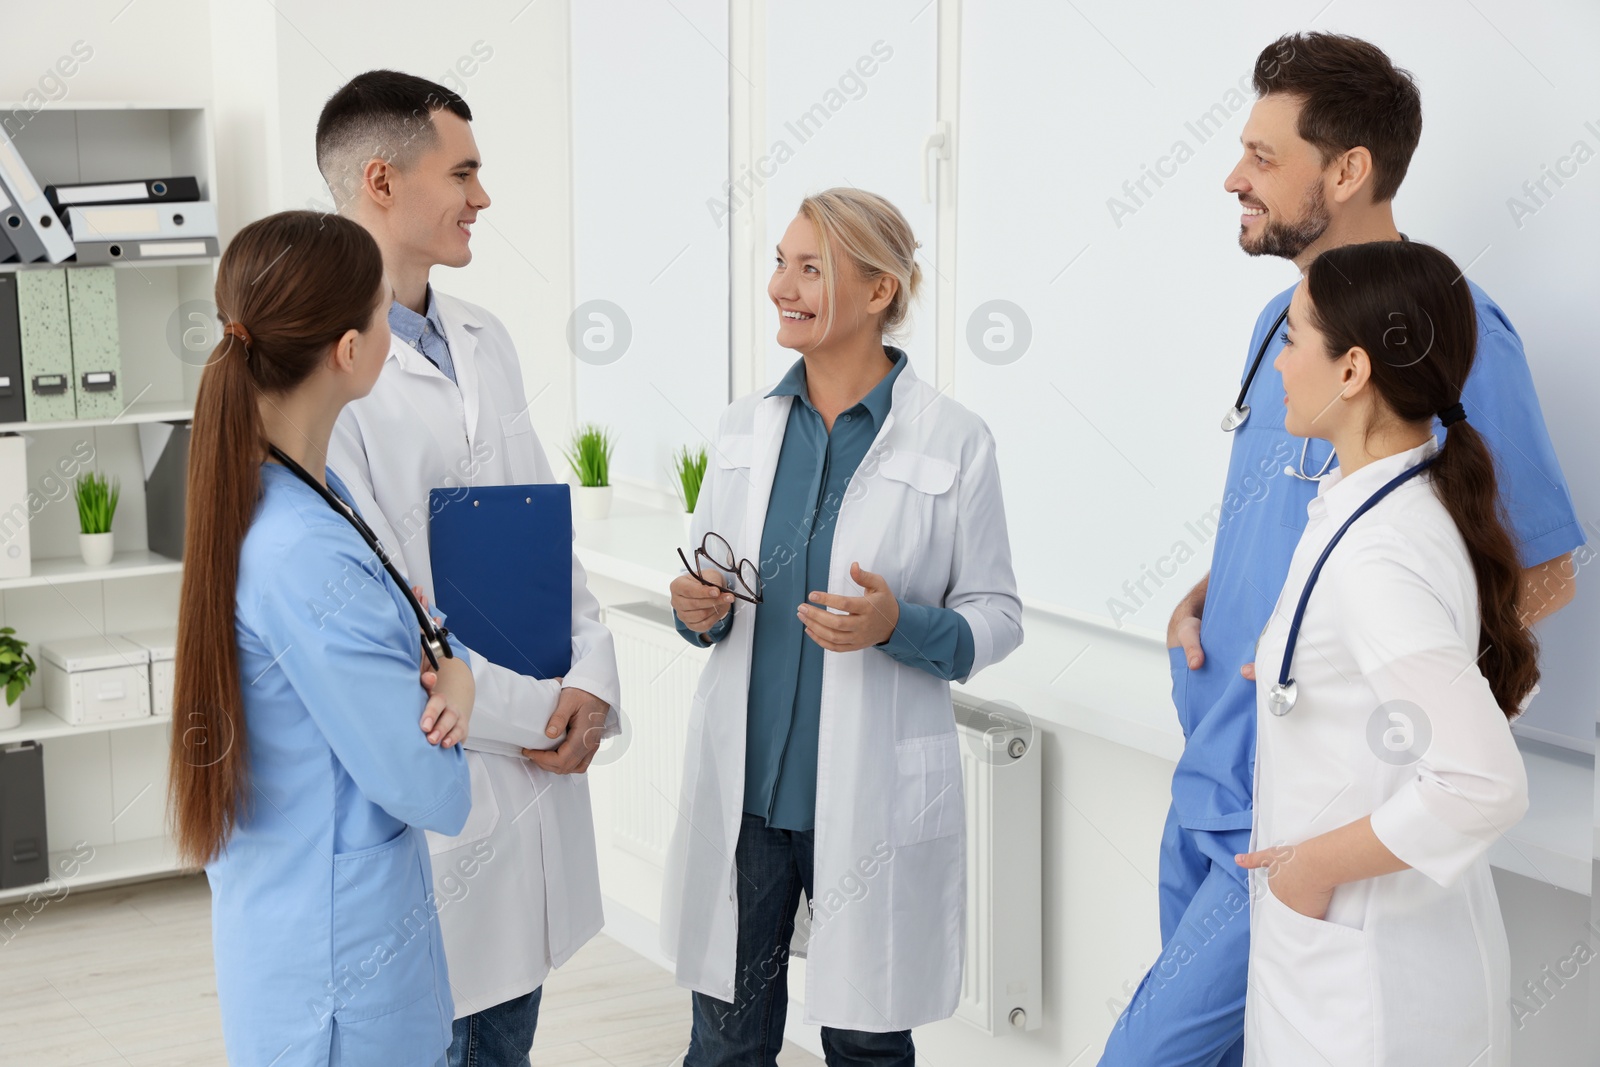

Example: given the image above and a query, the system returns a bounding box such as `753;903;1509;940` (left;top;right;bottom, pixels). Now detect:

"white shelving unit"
0;100;214;902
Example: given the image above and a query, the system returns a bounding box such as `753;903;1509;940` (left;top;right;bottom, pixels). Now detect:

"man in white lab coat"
315;70;621;1067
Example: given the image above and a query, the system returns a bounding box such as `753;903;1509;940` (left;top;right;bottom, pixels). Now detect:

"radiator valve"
1009;1007;1027;1028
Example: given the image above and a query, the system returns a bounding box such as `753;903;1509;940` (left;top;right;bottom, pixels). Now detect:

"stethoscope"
1221;305;1336;482
268;444;454;670
1265;455;1437;716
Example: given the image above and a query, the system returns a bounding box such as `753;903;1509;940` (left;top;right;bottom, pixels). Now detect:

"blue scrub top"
1173;278;1585;832
207;464;472;1067
677;347;975;831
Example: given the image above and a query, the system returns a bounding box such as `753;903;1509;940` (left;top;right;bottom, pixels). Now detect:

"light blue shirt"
389;285;457;384
1172;277;1584;832
676;348;974;831
206;464;471;1066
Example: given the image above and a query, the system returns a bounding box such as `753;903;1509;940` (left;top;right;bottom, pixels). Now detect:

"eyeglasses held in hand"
677;531;763;604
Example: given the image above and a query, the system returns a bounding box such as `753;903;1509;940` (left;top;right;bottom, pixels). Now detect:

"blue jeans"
447;987;542;1067
1097;807;1251;1067
685;813;914;1067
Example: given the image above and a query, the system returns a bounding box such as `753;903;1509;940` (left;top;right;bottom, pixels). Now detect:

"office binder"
65;267;121;419
0;740;48;889
0;219;15;264
0;275;23;424
0;134;73;263
16;270;73;421
46;176;200;214
0;436;28;579
141;421;189;560
0;182;46;264
73;236;219;265
428;483;573;681
66;201;217;242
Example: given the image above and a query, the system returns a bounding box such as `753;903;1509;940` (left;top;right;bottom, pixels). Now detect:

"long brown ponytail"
1306;240;1539;719
170;210;385;866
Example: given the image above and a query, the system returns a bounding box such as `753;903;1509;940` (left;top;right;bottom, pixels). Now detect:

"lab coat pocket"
870;451;958;584
426;751;499;856
715;434;754;469
499;409;541;484
1248;870;1374;1063
712;434;754;533
891;732;963;847
330;827;444;1024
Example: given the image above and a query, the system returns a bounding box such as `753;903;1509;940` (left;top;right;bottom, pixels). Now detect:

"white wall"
210;0;577;468
954;0;1600;747
570;0;729;494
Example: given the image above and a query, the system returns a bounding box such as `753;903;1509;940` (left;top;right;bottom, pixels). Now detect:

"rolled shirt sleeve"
1332;538;1530;887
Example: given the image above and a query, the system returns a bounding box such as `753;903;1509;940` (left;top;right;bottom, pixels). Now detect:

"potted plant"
671;444;708;539
74;471;120;567
0;627;37;731
564;424;615;521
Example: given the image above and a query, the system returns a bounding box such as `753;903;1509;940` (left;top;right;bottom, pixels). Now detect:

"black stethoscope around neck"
1265;454;1437;716
1220;306;1289;433
267;444;454;670
1222;304;1336;482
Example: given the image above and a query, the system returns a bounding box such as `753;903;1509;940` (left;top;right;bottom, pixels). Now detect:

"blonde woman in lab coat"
1234;240;1537;1066
665;188;1022;1065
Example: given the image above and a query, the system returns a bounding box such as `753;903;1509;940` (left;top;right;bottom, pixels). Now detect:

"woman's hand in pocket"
1235;843;1334;920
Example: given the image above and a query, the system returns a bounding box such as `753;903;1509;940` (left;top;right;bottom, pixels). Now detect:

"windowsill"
575;494;1595;895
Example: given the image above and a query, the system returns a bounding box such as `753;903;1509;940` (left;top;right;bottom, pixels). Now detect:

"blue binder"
428;483;573;680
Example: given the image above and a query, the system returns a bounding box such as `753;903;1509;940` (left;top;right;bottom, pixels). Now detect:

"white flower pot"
575;485;613;522
0;693;19;731
79;532;114;568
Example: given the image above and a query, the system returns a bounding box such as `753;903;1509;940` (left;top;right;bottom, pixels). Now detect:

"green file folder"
66;267;122;419
16;269;74;421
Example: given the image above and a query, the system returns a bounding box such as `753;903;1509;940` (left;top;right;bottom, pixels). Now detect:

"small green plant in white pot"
565;424;615;521
74;471;120;567
0;627;37;731
671;444;708;539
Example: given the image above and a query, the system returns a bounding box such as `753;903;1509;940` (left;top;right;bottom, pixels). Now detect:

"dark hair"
315;70;473;206
1305;241;1538;719
1253;33;1422;203
169;210;386;866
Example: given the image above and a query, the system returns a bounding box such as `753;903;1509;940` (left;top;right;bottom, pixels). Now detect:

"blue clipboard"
428;483;572;680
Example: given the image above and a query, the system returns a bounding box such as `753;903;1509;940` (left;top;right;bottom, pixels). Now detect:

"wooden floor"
0;873;824;1066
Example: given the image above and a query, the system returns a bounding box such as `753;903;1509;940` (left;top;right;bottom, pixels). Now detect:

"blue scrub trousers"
1098;807;1251;1067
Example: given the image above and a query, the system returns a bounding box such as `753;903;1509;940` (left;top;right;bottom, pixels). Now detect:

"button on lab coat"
329;290;622;1016
1247;438;1529;1066
660;358;1023;1032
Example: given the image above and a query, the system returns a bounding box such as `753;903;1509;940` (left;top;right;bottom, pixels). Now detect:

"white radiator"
952;695;1043;1035
603;601;708;864
603;601;1043;1038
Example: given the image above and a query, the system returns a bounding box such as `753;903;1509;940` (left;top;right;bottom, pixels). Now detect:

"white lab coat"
328;290;622;1017
660;358;1023;1032
1247;437;1528;1066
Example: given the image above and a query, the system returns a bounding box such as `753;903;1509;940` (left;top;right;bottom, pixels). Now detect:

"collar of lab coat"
1309;434;1440;528
739;353;928;558
385;288;485;443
